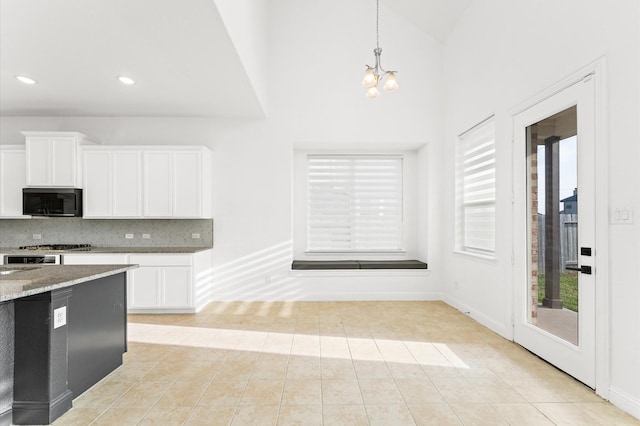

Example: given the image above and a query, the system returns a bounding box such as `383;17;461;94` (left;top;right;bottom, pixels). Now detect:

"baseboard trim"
441;294;511;339
12;390;73;425
210;292;443;302
609;386;640;420
128;308;197;314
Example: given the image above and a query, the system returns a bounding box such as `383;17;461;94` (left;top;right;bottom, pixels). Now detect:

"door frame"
508;57;609;398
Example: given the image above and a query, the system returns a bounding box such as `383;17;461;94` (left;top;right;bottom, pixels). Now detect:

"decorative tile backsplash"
0;218;213;248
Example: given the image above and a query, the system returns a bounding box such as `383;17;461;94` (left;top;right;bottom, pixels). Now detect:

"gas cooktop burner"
19;244;92;251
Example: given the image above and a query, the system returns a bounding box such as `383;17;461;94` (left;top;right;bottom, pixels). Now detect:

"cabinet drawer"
129;254;192;266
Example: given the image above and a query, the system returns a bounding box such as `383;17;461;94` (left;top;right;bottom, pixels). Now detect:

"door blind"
307;155;403;252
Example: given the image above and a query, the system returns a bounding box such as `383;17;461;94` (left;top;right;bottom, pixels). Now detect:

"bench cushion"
358;260;427;269
291;260;427;270
291;260;360;270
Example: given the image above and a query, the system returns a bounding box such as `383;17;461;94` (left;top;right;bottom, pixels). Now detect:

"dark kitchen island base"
11;272;127;425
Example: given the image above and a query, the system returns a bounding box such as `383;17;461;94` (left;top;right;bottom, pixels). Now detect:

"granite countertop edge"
0;264;138;302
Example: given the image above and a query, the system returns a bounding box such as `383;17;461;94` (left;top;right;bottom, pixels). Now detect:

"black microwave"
23;188;83;217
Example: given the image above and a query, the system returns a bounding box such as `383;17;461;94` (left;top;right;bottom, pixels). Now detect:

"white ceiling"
0;0;470;118
389;0;471;43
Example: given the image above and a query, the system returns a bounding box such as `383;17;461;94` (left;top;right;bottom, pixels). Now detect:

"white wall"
2;0;639;417
208;0;444;301
442;0;640;416
213;0;270;113
0;0;444;301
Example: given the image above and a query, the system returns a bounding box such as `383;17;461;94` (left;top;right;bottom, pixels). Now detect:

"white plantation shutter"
307;155;403;252
458;118;496;253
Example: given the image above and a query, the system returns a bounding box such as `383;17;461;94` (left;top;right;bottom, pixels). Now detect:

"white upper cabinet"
83;148;142;218
0;146;29;218
23;132;94;187
113;151;142;217
143;147;211;218
143;151;173;217
173;151;203;217
82;145;211;219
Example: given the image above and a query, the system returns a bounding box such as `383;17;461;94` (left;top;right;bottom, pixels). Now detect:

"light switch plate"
53;306;67;329
125;233;134;239
611;207;633;224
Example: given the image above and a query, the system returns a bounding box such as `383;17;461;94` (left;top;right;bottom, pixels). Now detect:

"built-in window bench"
291;260;428;270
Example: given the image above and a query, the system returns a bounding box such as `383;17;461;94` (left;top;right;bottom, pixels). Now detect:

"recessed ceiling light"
118;76;135;85
16;75;37;85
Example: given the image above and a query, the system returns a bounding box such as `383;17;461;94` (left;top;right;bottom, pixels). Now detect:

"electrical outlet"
33;234;42;240
53;306;67;329
142;233;151;239
125;233;134;239
191;233;201;239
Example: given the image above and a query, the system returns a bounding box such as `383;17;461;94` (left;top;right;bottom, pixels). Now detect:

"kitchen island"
0;264;137;426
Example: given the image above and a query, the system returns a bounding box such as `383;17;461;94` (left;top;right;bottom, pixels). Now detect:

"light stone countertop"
0;264;138;302
79;247;212;254
0;247;212;255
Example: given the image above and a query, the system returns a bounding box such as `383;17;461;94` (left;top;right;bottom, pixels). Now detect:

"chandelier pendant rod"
361;0;398;96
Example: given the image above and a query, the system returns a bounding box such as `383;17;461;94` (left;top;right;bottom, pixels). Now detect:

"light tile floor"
53;301;639;425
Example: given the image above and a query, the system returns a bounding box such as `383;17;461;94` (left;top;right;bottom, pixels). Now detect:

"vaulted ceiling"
0;0;471;118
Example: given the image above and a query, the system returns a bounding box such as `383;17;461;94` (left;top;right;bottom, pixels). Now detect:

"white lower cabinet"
62;250;212;313
128;254;193;311
128;267;166;308
63;254;128;265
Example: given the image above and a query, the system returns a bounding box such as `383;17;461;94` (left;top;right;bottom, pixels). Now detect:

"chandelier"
361;0;398;98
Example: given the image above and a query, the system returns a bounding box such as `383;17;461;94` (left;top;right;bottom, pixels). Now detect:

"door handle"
581;265;592;275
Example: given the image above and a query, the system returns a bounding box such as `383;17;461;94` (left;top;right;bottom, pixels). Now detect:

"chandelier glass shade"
361;0;398;98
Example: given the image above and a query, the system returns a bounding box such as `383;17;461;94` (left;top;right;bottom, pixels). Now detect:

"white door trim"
508;57;609;398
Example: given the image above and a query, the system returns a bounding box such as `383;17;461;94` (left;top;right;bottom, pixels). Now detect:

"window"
456;117;496;255
306;154;403;252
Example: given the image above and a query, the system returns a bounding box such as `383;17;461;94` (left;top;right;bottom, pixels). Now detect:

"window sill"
304;250;407;256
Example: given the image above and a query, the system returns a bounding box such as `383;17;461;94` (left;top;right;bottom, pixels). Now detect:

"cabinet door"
113;152;142;217
26;137;50;185
62;254;128;265
129;267;161;308
51;137;77;186
143;152;172;217
83;151;111;217
162;267;192;308
0;150;27;217
173;152;201;217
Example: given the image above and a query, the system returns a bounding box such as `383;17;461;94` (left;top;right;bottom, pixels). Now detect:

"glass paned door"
526;106;579;345
513;75;596;388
